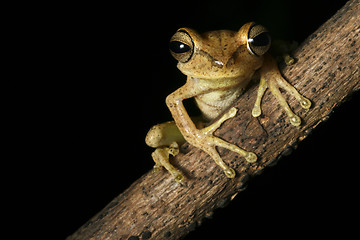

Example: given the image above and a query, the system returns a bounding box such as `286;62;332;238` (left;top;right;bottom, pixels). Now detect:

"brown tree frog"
145;22;311;182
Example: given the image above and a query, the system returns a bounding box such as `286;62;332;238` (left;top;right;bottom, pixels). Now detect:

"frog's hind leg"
146;121;186;182
252;54;311;126
151;142;184;182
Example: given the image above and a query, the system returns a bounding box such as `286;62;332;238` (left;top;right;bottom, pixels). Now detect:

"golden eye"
247;24;271;56
169;30;194;63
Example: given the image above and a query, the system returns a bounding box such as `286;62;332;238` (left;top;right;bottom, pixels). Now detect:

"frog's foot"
252;57;311;126
271;40;298;66
199;107;257;178
152;142;184;182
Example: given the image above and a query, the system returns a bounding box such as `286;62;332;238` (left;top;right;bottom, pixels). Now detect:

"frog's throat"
194;86;244;121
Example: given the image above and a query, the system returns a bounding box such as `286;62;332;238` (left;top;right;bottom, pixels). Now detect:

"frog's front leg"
166;81;257;179
252;54;311;126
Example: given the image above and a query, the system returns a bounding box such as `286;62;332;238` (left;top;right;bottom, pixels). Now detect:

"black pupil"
251;32;270;46
169;41;191;53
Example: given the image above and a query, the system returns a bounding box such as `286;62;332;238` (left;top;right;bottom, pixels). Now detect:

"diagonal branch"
67;1;359;239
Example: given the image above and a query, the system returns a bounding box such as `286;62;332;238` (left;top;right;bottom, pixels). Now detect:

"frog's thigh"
145;121;185;148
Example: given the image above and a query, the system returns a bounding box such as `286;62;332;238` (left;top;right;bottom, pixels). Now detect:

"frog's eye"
247;24;271;56
169;30;194;63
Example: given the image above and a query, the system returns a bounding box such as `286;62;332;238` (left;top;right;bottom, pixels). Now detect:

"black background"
17;0;359;239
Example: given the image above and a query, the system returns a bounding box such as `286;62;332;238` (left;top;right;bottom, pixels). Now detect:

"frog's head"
169;22;271;79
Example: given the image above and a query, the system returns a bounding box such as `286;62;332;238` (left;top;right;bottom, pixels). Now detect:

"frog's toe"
153;164;162;173
245;152;257;163
224;167;236;178
289;115;301;126
174;172;184;182
300;97;312;109
252;106;262;118
283;54;295;66
228;107;238;118
168;142;180;156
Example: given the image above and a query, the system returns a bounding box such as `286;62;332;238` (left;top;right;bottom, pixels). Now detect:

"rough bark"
67;1;359;239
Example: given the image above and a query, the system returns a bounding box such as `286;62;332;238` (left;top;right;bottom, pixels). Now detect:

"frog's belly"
195;87;244;121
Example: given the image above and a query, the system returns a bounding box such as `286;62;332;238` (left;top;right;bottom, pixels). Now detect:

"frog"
145;22;311;182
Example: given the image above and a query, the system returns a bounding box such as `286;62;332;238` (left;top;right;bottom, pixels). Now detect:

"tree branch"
67;1;359;239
